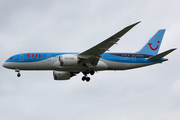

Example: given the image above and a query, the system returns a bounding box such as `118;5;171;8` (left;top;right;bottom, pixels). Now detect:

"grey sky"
0;0;180;120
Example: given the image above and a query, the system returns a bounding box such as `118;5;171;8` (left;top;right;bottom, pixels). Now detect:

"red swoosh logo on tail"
148;41;160;51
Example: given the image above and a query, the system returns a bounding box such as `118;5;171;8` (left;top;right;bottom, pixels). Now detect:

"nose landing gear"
17;72;21;77
15;69;21;77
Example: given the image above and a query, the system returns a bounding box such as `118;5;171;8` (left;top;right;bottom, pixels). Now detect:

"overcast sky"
0;0;180;120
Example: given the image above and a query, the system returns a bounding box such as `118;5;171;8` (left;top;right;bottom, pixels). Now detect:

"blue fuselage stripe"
5;52;164;64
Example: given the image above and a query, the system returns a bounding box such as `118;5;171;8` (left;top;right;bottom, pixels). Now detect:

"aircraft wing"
78;21;140;67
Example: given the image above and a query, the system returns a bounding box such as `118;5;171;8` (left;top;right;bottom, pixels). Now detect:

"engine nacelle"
53;71;72;80
59;54;79;66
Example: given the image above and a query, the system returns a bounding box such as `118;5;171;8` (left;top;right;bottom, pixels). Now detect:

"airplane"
2;21;176;82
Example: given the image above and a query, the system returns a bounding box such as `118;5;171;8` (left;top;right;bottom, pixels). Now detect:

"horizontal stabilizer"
147;48;177;60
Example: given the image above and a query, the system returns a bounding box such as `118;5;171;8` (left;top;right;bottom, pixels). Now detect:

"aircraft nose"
2;62;15;69
2;62;7;68
2;62;11;69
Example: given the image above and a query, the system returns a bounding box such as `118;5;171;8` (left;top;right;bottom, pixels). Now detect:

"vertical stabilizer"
137;29;166;55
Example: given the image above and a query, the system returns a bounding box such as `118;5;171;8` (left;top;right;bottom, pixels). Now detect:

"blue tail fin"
137;29;166;55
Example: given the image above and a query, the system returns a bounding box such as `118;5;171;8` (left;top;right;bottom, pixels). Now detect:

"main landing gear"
82;69;95;82
82;76;90;82
15;69;21;77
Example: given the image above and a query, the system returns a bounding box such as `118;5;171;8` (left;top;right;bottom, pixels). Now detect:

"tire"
86;77;90;82
82;76;86;81
17;73;21;77
90;71;95;75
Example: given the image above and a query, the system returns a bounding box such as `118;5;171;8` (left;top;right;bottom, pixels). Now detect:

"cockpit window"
9;57;13;59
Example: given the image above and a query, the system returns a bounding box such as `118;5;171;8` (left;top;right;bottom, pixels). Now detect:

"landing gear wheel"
17;72;21;77
86;77;90;82
82;76;90;82
82;76;86;81
90;71;95;75
82;69;92;82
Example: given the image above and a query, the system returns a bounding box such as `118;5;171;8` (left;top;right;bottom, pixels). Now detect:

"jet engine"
53;71;73;80
59;54;79;66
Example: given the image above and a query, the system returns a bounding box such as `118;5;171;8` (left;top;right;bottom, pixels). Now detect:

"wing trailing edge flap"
147;48;177;60
78;21;141;66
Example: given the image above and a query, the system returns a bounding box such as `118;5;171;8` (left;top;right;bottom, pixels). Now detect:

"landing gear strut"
82;69;94;82
15;69;21;77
